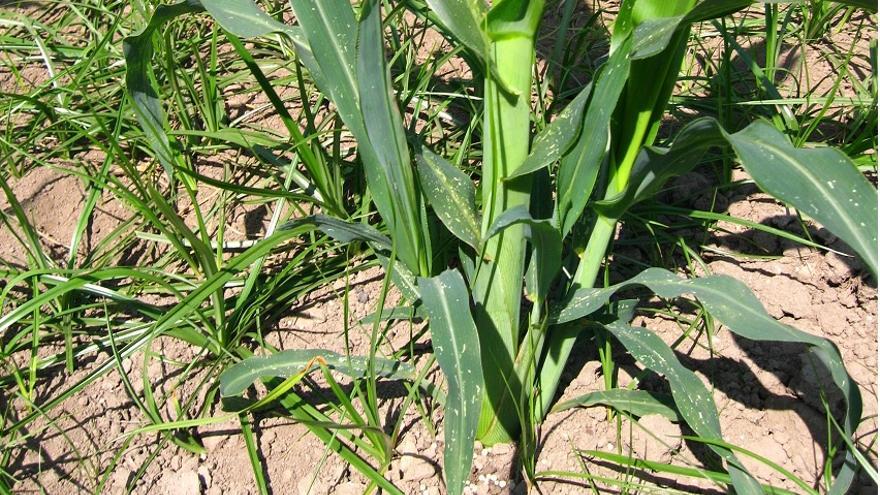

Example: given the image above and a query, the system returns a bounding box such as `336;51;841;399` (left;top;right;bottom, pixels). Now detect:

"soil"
1;2;876;495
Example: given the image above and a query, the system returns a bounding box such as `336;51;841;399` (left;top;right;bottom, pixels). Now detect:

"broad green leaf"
375;253;421;302
219;349;416;397
424;0;487;59
200;0;292;36
418;270;483;495
630;15;683;59
593;117;877;278
357;0;427;273
557;35;632;236
594;117;727;217
508;82;593;179
729;120;878;275
289;0;360;131
603;321;762;493
551;267;863;493
551;389;678;421
416;146;481;250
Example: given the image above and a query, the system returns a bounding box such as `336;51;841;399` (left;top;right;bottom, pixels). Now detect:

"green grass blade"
123;0;203;179
418;269;483;495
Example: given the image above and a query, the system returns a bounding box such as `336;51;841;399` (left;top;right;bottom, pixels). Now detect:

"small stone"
162;470;200;495
78;395;90;407
171;455;183;471
400;454;436;481
198;466;212;488
356;290;369;304
121;358;133;374
202;434;226;451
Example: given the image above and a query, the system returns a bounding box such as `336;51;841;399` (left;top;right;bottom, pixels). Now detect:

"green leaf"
219;349;416;397
124;0;313;181
603;321;762;493
484;206;562;305
557;35;632;236
357;0;427;273
729;120;878;275
551;389;678;421
418;269;483;495
630;15;684;59
289;0;360;131
594;117;728;217
508;82;593;179
123;0;205;179
415;146;481;250
551;267;863;493
289;215;391;250
424;0;488;60
200;0;293;36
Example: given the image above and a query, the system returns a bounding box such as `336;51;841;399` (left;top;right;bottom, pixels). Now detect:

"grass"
0;0;877;493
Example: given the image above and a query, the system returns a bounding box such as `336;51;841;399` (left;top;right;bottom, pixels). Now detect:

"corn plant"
127;0;877;493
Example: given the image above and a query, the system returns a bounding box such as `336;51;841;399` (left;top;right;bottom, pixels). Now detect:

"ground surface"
1;1;877;494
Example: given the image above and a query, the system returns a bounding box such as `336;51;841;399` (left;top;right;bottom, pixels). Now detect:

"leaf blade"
729;120;878;275
418;270;483;495
415;146;481;250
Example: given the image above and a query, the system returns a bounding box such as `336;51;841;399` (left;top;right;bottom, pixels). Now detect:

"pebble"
400;454;436;481
164;470;200;495
198;465;212;488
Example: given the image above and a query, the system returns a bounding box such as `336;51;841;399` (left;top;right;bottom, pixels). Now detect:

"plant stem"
473;0;544;443
536;213;616;416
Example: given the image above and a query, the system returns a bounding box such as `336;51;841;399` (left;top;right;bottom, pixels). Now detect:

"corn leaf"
551;389;678;421
200;0;291;35
424;0;487;59
219;349;416;397
593;117;877;276
415;145;481;250
551;267;863;493
508;82;593;179
729;120;878;276
594;117;727;217
603;321;762;494
557;35;632;236
418;269;483;495
289;0;360;131
357;0;427;273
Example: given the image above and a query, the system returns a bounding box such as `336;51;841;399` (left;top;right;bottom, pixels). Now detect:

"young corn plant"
128;0;877;493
